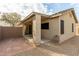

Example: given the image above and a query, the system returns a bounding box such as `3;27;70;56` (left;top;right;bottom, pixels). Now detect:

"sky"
0;3;79;20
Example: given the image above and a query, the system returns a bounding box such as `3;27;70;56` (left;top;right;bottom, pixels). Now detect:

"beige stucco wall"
76;23;79;36
23;24;26;37
59;11;76;43
41;17;60;40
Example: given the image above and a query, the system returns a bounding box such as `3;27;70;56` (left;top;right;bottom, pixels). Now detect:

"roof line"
50;8;74;16
20;8;78;24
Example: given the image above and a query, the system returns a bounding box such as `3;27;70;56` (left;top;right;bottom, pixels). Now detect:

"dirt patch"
0;38;33;56
16;36;79;56
40;36;79;56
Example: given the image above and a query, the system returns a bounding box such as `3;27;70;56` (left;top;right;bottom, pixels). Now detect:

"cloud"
1;3;79;20
68;3;79;21
21;3;48;19
0;3;48;19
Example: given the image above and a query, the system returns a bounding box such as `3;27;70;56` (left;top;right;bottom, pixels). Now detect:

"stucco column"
23;24;26;37
33;14;41;45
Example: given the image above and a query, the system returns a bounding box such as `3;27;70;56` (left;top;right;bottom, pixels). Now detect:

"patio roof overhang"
19;12;60;25
19;12;50;25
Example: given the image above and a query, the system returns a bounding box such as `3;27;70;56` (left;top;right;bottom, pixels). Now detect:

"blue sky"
0;3;79;20
43;3;79;19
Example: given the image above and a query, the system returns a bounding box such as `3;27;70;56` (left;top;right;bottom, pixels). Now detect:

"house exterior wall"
76;24;79;36
59;11;76;43
22;10;77;44
41;17;60;40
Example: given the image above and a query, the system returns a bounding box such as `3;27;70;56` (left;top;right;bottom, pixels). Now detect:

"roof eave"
20;12;50;24
71;10;78;23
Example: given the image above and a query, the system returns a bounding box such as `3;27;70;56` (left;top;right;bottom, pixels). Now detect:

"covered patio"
21;12;50;45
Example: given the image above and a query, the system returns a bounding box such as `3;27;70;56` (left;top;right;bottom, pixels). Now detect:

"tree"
0;12;21;27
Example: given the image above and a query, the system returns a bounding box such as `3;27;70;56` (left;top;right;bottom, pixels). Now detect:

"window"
41;23;49;29
60;20;64;34
72;23;74;32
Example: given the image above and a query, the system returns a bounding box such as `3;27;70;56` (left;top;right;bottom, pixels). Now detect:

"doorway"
29;25;32;34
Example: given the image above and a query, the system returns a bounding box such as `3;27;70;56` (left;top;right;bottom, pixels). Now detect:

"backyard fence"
0;26;23;40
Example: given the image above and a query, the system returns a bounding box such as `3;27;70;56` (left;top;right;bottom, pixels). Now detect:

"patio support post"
33;14;41;46
22;24;26;38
